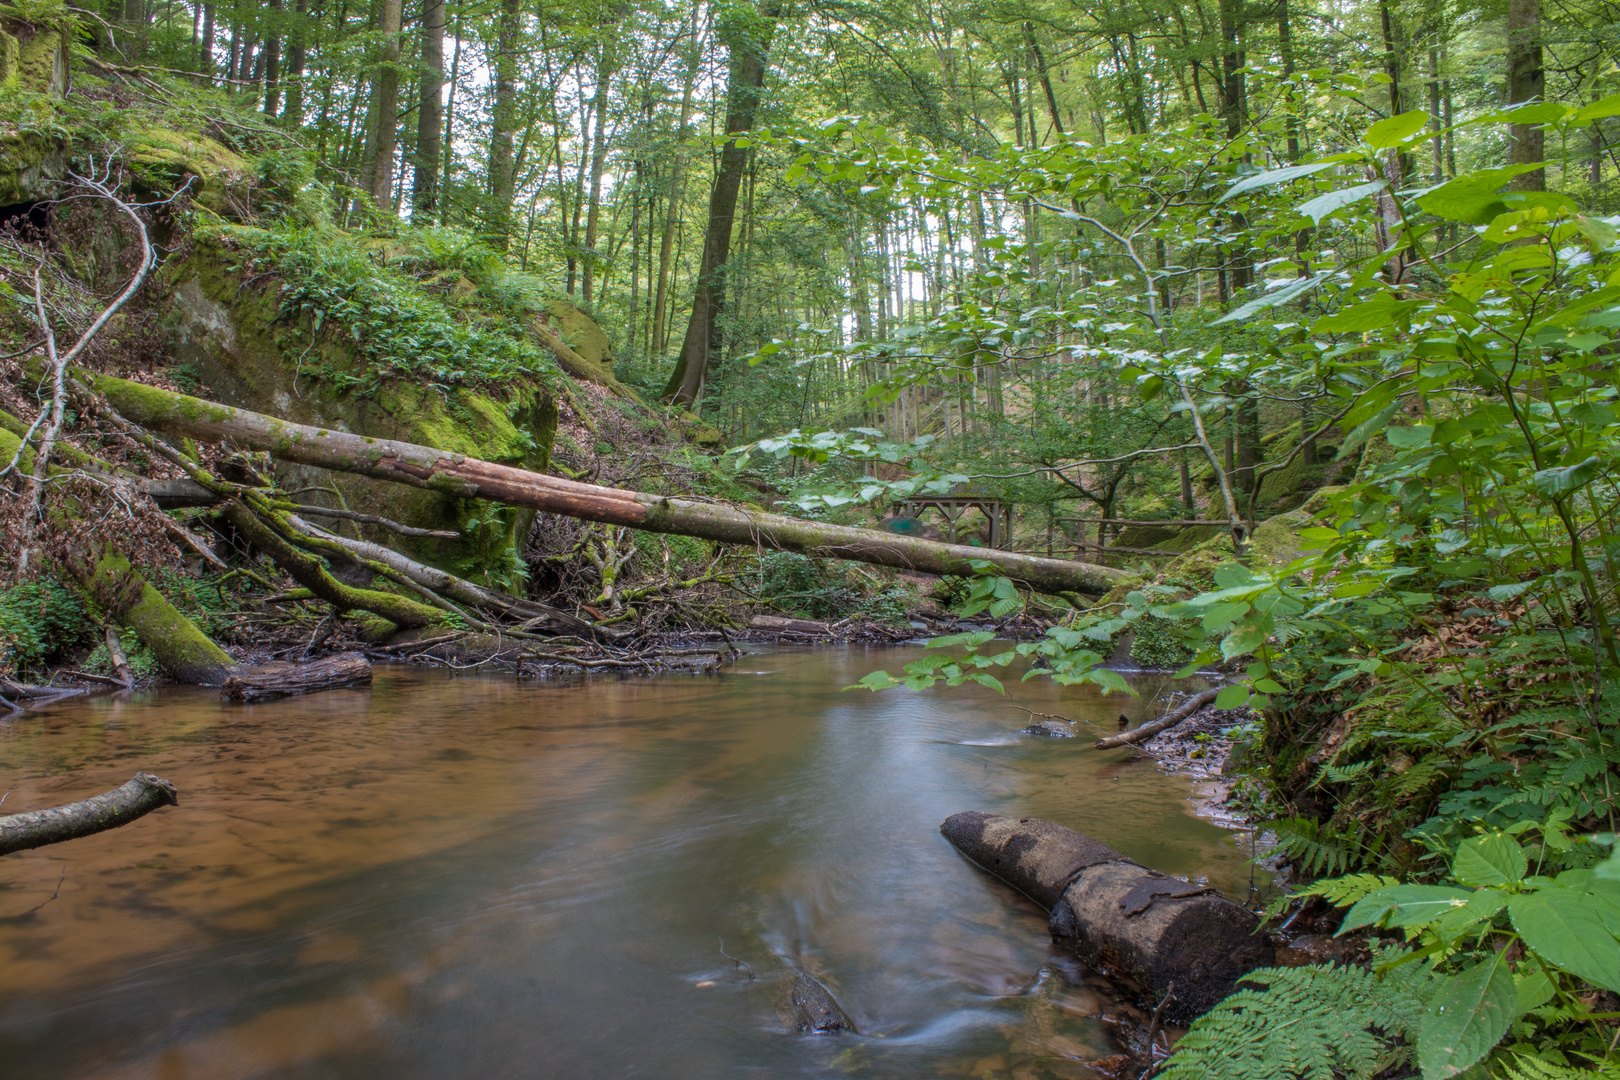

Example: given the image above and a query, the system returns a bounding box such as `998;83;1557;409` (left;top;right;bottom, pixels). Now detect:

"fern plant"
1159;956;1437;1080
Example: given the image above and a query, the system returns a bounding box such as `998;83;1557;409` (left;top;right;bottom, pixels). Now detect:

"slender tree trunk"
661;1;779;409
261;0;282;116
487;0;520;247
439;3;462;224
282;0;307;124
199;2;215;75
412;0;445;216
1506;0;1545;189
581;42;615;305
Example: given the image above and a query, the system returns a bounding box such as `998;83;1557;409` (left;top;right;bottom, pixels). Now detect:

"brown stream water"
0;646;1248;1079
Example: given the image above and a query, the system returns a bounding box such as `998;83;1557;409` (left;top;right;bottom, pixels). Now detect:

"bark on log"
0;773;179;856
83;371;1134;595
1093;689;1221;750
748;614;830;634
221;652;373;701
941;811;1272;1020
789;973;855;1033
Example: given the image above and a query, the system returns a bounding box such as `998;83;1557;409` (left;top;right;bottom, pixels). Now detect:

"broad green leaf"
1509;890;1620;991
1220;625;1265;659
1213;564;1259;588
1531;456;1602;498
1452;834;1527;887
1297;180;1385;223
1417;953;1515;1078
1416;165;1545;224
1385;424;1433;449
1313;297;1421;333
1216;161;1335;204
1574;93;1620;124
1213;684;1250;709
1488;102;1571;126
1577;215;1619;250
1213;274;1324;323
1365;111;1431;148
1200;601;1249;632
1340;885;1474;932
1337;400;1404;461
849;671;901;691
1514;964;1556;1015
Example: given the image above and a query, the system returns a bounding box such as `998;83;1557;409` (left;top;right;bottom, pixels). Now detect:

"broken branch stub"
0;773;179;856
83;371;1134;596
941;811;1272;1020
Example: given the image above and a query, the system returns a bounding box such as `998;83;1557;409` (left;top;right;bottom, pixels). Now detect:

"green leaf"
848;671;902;691
1199;601;1250;632
1215;161;1335;204
1365;110;1432;149
1514;964;1556;1015
1531;456;1602;498
1417;952;1515;1079
1385;424;1433;449
1313;297;1421;333
1452;834;1527;887
1508;890;1620;992
1297;180;1386;223
1574;93;1620;124
1220;625;1266;659
1337;400;1404;461
1213;274;1325;324
1416;165;1545;224
1214;684;1251;710
1340;885;1474;932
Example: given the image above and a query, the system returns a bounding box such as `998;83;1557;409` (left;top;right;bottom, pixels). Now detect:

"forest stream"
0;647;1246;1080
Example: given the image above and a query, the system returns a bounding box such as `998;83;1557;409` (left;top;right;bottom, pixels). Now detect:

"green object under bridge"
891;496;1014;549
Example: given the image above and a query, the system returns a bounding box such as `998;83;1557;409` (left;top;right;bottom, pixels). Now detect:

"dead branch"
1094;689;1220;750
0;772;178;856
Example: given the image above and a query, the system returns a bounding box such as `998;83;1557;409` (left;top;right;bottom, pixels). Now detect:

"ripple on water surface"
0;646;1245;1079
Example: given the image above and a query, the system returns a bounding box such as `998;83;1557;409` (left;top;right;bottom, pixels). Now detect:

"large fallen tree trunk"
82;371;1134;595
222;652;372;701
0;773;179;856
941;811;1272;1020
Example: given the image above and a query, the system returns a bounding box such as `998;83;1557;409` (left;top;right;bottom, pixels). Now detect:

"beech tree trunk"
487;0;520;247
412;0;445;216
368;0;403;208
661;1;780;408
0;773;179;856
84;371;1134;595
1506;0;1544;190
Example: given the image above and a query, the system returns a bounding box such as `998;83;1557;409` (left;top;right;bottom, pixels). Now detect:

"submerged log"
941;811;1272;1020
789;973;856;1033
81;370;1134;596
0;773;179;856
748;614;830;634
1094;689;1221;750
221;652;374;701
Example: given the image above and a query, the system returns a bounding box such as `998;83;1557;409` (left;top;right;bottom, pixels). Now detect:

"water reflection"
0;647;1246;1079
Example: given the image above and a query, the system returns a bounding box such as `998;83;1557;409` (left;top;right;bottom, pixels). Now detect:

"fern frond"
1271;816;1354;877
1494;1051;1620;1080
1159;960;1437;1080
1291;873;1401;908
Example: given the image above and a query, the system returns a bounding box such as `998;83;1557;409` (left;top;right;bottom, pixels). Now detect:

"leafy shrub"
0;577;93;673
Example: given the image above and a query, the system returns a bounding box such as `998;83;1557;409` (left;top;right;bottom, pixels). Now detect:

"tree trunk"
87;372;1134;595
487;0;520;248
660;0;780;409
282;0;308;124
412;0;445;217
1094;689;1220;749
581;42;615;305
368;0;403;209
76;549;241;684
1506;0;1544;189
0;774;179;857
260;0;282;115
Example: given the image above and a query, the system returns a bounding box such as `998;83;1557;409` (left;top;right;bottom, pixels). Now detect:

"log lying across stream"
0;773;179;856
941;812;1271;1020
82;370;1134;597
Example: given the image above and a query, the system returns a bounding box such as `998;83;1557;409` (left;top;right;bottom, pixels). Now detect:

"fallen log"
0;773;179;856
941;811;1272;1020
789;973;855;1033
748;614;830;634
221;652;374;701
80;370;1134;596
1093;689;1221;750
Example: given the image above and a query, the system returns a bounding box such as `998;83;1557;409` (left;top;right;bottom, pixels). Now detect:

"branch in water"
0;772;179;856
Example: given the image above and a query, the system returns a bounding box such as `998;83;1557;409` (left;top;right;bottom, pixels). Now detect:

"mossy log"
0;773;178;856
79;550;241;684
941;811;1272;1021
86;371;1134;595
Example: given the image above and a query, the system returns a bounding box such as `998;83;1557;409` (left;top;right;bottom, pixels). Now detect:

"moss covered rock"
163;237;558;586
125;128;249;214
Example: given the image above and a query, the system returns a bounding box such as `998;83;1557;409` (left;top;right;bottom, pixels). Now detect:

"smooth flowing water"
0;647;1248;1079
